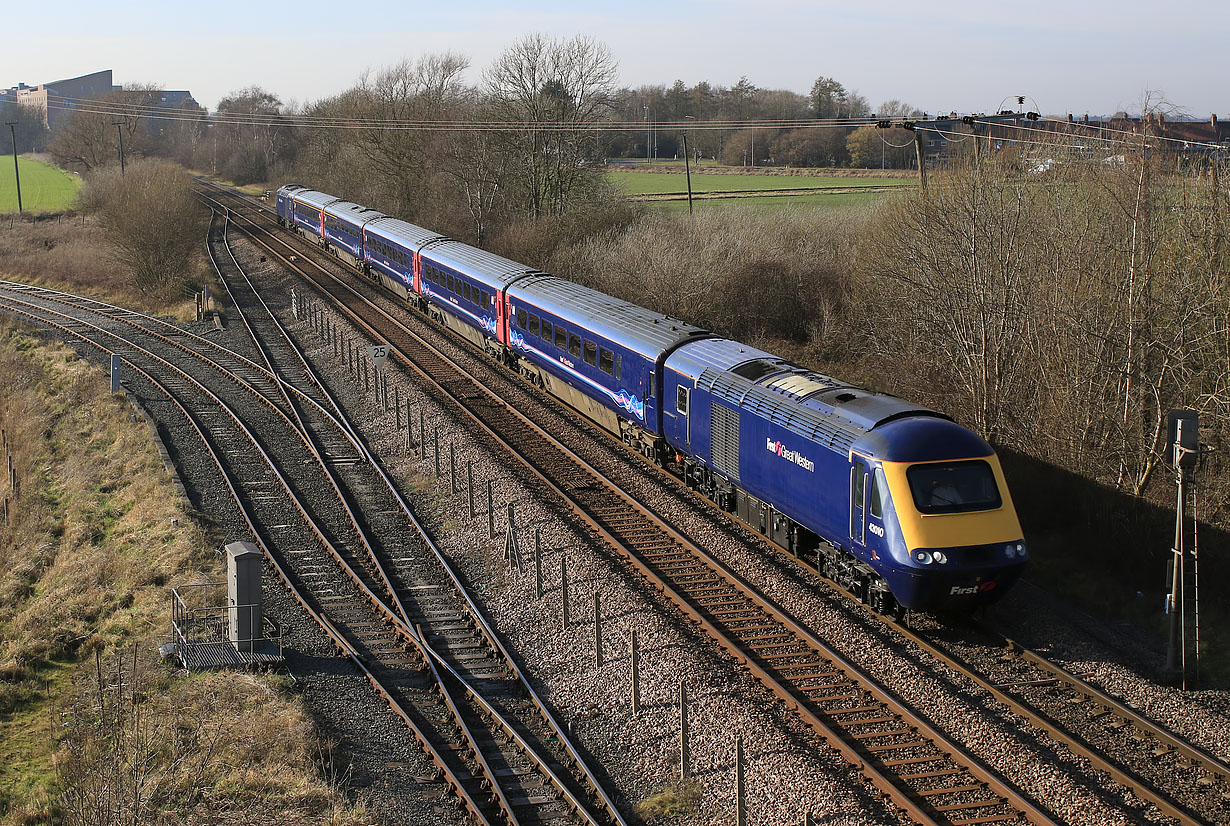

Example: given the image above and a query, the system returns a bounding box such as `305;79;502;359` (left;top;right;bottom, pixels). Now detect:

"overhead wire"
34;94;1226;155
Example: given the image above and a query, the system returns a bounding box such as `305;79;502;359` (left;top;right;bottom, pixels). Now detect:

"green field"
0;156;81;213
653;190;901;213
608;168;914;210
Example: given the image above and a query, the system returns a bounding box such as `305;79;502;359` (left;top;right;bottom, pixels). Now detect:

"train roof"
323;200;386;226
425;240;538;286
508;275;709;361
288;189;339;210
365;217;446;249
671;337;957;457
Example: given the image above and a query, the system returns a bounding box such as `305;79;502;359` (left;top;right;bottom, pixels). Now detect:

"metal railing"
171;583;282;667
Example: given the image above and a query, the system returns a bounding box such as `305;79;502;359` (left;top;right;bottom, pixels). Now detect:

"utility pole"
5;122;21;214
1165;410;1202;688
112;121;125;175
682;117;695;216
644;105;650;166
914;130;927;195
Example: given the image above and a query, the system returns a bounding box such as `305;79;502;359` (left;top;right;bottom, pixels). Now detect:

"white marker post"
368;344;389;373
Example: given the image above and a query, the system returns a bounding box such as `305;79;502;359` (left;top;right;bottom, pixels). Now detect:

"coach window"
569;334;582;359
584;340;597;367
599;347;613;375
540;320;551;343
528;314;539;337
464;282;472;302
554;324;567;350
516;308;527;328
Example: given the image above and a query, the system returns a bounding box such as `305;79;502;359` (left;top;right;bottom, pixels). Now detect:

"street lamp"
5;121;21;214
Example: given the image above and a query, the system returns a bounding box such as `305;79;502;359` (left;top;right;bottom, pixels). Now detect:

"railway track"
197;185;1059;825
0;278;625;826
200;179;1230;825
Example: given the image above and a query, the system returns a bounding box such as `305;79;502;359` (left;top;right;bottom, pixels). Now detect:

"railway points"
194;181;1230;826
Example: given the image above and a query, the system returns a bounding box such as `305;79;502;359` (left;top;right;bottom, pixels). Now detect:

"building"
1;69;203;130
2;69;117;129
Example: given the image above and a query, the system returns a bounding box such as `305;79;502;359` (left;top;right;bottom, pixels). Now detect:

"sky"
4;0;1226;119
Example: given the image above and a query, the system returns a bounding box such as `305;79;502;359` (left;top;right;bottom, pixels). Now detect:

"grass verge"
0;322;366;824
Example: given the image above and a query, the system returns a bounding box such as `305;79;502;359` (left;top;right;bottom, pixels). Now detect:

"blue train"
277;185;1027;613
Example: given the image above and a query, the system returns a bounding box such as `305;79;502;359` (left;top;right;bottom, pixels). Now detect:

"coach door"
850;456;869;548
676;384;691;447
496;292;508;345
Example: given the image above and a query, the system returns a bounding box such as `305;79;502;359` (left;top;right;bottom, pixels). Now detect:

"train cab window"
676;386;689;414
906;460;1001;515
583;340;597;367
528;314;539;337
870;468;886;519
599;347;613;375
568;334;582;359
554;324;567;350
516;308;527;328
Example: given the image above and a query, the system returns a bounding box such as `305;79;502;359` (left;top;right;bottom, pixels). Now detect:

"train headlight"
1004;544;1016;559
932;551;948;564
914;551;933;565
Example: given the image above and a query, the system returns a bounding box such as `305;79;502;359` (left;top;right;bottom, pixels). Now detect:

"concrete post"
631;628;640;712
735;736;746;826
560;556;569;629
226;541;263;652
468;462;475;519
680;681;690;779
110;354;122;393
594;591;603;667
535;529;543;598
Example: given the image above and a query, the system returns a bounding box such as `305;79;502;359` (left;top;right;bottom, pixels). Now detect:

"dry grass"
0;323;367;824
0;214;202;316
635;779;702;821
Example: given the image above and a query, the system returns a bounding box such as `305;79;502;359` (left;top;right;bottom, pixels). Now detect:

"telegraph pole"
681;133;694;215
112;122;125;174
5;122;21;214
1164;410;1202;688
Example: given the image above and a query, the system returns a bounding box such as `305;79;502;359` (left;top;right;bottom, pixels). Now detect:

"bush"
81;160;206;299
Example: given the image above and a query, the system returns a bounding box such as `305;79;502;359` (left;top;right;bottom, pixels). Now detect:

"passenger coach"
506;276;707;452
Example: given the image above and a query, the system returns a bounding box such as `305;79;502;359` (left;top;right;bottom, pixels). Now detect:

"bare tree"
49;85;164;172
213;86;292;184
82;160;206;298
484;34;618;218
349;53;470;218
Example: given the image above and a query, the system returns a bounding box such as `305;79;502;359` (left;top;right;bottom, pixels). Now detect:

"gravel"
224;235;1230;826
